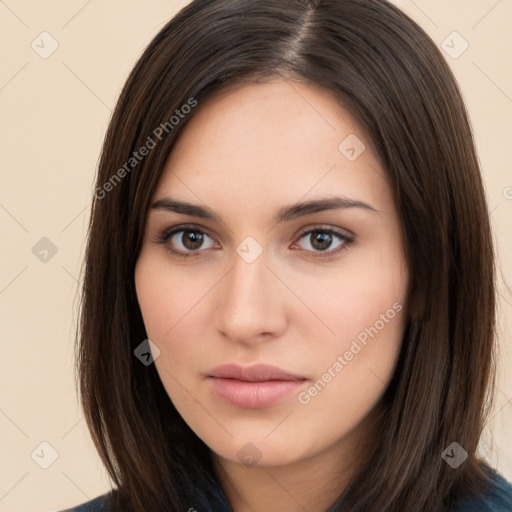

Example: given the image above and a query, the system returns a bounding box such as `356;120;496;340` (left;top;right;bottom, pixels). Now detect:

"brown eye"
156;226;217;258
296;228;352;254
309;231;335;251
179;230;205;251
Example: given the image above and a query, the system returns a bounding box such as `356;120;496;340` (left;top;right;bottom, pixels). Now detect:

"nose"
214;246;287;345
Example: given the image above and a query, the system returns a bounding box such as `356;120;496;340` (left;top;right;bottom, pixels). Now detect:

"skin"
135;78;409;512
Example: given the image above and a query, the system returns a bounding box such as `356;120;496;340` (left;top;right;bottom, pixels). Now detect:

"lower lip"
207;377;306;409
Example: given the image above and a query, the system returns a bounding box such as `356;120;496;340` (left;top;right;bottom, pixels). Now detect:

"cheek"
134;251;220;393
304;298;405;394
288;248;407;351
296;299;405;442
135;251;207;340
293;242;407;404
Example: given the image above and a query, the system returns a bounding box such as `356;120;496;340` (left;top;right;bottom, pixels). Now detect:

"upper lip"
207;363;306;382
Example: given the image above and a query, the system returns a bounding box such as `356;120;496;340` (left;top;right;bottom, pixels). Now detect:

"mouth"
206;363;307;409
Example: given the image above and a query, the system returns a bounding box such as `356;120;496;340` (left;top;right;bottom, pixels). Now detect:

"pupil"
312;232;331;251
183;231;203;250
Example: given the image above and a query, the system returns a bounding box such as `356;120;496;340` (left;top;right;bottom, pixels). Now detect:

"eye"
154;225;217;259
154;224;354;260
293;226;354;258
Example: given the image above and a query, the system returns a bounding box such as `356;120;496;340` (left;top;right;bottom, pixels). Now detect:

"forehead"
154;79;391;217
167;78;360;161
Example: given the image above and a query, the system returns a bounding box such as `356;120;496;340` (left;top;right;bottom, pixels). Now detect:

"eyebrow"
150;195;380;224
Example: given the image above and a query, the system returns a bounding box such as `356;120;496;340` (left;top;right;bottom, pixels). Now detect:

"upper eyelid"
159;223;216;242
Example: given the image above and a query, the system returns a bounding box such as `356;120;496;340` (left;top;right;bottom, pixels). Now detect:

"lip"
208;363;306;382
206;363;307;409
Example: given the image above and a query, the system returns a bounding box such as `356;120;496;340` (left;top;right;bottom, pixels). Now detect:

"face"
135;79;408;472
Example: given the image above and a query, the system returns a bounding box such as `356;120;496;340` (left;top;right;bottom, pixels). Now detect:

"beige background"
0;1;511;511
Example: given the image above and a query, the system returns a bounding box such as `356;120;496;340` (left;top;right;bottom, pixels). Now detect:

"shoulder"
453;469;512;512
55;492;112;512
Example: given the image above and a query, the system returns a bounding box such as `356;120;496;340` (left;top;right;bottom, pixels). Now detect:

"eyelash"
154;223;355;260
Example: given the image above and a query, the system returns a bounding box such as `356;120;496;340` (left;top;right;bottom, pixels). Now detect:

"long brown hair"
77;0;497;510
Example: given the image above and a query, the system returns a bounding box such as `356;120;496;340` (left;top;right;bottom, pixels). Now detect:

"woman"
60;0;512;510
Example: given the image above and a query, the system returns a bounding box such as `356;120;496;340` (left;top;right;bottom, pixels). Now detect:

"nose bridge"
224;244;270;312
214;241;283;341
